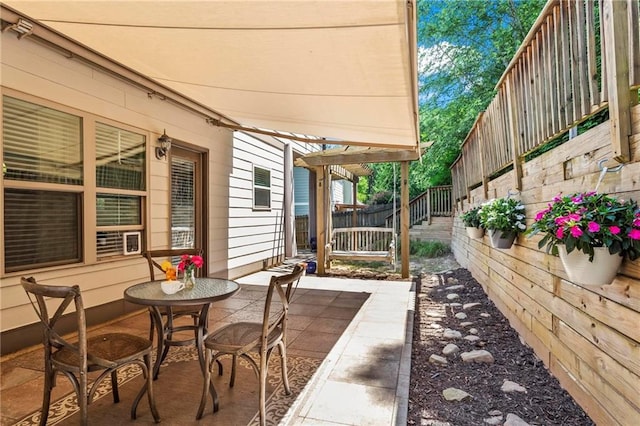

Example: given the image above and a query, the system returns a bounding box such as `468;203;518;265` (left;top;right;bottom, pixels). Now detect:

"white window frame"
252;165;272;210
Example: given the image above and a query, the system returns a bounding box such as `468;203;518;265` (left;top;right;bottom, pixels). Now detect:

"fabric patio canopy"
4;0;419;149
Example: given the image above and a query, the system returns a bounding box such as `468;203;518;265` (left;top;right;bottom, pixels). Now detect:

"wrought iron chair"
196;264;305;425
143;248;204;369
21;277;160;425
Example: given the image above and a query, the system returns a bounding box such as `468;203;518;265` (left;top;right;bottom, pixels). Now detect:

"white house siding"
226;132;286;277
0;29;237;334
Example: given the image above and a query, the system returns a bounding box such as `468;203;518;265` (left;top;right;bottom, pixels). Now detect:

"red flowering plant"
527;192;640;261
178;254;204;277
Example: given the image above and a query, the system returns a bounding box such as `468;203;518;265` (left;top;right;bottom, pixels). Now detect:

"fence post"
603;0;632;163
506;74;523;190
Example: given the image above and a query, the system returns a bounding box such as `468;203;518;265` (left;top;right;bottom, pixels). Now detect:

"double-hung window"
2;95;146;272
3;96;83;272
253;165;271;210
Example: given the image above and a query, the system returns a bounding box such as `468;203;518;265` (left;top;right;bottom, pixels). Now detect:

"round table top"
124;277;240;306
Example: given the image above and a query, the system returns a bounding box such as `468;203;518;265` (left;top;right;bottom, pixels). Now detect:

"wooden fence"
452;0;640;204
450;1;640;423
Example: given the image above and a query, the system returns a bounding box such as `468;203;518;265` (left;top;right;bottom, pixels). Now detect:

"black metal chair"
196;264;305;425
21;276;160;425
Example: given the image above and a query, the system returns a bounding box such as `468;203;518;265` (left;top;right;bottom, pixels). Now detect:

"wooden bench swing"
325;226;396;265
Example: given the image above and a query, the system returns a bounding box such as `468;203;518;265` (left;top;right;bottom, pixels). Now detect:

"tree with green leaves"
363;0;545;202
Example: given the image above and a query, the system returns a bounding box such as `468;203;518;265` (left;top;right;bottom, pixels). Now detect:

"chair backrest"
21;277;88;369
261;264;305;346
143;248;203;280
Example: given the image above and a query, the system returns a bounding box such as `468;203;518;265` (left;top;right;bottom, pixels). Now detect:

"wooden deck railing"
384;185;453;230
451;0;640;203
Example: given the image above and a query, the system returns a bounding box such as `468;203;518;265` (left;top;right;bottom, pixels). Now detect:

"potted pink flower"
527;192;640;285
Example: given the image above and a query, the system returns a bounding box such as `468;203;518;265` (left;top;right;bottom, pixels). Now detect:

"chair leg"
196;348;212;419
229;354;237;387
39;366;55;426
79;370;89;426
144;354;161;423
278;342;291;394
258;353;268;426
148;310;155;342
111;370;120;403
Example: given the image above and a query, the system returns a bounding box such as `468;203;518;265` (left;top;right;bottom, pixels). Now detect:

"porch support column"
401;161;410;278
283;143;296;257
316;165;328;274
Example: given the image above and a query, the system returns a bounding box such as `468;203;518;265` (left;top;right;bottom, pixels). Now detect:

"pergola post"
401;161;410;278
315;165;328;274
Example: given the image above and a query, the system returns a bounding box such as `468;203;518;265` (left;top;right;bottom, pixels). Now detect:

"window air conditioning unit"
123;232;141;255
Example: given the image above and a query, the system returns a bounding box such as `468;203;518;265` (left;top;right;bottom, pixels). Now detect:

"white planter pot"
466;227;485;239
488;229;516;249
557;245;623;286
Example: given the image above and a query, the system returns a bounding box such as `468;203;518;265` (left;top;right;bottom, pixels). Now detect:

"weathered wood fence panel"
450;1;640;422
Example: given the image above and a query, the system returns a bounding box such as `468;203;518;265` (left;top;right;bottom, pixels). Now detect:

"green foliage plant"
478;197;526;235
460;206;483;228
527;192;640;261
409;240;450;258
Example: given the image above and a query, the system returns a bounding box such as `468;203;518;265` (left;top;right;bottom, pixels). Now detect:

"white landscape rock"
442;387;471;401
501;380;527;393
429;354;448;365
460;321;474;327
504;413;530;426
455;312;468;319
460;350;494;363
463;302;481;310
446;284;464;290
443;328;462;339
446;293;460;300
442;343;460;355
464;335;480;342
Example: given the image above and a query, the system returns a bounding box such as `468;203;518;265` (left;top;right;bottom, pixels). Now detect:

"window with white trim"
253;165;271;209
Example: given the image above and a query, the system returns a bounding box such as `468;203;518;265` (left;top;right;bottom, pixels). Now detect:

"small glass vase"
183;269;196;289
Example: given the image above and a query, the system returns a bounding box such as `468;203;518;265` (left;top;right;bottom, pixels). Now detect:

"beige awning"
3;0;419;149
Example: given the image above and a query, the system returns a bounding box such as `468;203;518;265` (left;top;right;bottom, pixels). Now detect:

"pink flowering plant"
178;254;204;276
527;192;640;261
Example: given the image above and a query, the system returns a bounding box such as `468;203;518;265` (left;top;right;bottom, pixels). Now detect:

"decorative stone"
446;293;459;300
469;328;478;334
461;350;494;363
446;284;464;290
504;413;530;426
446;277;459;285
443;329;462;339
463;302;481;310
480;313;491;318
429;354;448;365
430;323;442;329
442;387;471;401
501;380;527;393
454;312;468;319
460;321;474;327
448;302;462;307
484;415;503;425
488;410;502;416
442;344;460;356
426;310;446;318
464;335;480;342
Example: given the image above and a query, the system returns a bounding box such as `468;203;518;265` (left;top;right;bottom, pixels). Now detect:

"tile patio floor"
1;263;414;425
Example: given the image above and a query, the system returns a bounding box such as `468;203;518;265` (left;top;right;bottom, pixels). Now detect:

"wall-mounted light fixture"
2;18;34;39
155;130;172;160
